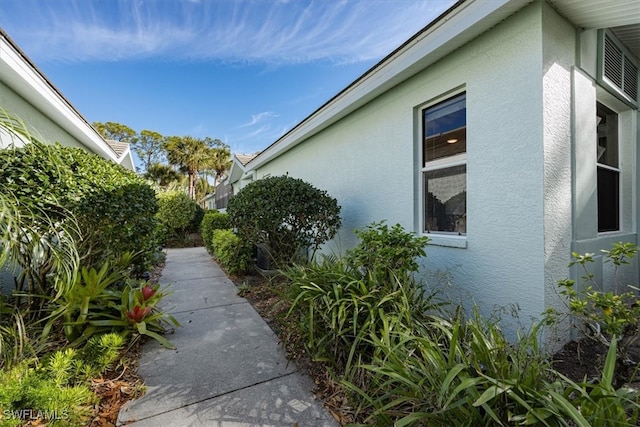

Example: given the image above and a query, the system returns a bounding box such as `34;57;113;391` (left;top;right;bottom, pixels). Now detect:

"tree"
132;130;165;172
144;163;181;188
164;136;230;200
92;122;136;142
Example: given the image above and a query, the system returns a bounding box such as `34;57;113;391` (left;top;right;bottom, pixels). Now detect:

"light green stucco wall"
0;80;85;150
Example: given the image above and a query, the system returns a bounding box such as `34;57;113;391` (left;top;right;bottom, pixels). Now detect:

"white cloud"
240;112;278;128
0;0;455;64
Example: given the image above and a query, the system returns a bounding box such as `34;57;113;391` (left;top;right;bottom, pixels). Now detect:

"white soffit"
549;0;640;58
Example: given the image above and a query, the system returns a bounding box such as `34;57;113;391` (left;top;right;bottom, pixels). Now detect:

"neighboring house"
216;153;257;211
199;193;216;210
0;28;134;169
229;0;640;340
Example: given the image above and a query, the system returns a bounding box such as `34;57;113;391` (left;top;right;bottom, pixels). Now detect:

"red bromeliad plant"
63;280;180;349
126;305;151;323
118;282;179;348
141;284;156;301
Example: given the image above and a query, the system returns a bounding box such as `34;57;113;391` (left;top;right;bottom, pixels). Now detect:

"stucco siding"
257;3;551;334
540;3;577;343
0;80;85;150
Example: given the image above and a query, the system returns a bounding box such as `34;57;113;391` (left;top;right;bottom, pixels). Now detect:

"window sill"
425;233;467;248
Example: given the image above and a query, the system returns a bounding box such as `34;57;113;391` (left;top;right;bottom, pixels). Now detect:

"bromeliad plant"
46;256;179;348
80;281;179;349
119;282;180;349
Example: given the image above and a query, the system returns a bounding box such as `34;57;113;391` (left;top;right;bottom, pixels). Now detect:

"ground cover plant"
0;333;124;426
270;222;640;426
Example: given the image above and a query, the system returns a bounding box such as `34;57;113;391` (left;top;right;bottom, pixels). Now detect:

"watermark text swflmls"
2;409;70;421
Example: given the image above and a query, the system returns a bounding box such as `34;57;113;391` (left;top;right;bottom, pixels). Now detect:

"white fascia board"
247;0;529;171
227;156;248;184
0;35;118;162
116;145;136;171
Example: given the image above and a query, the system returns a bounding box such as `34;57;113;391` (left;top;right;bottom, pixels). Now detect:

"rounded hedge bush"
211;229;253;276
200;211;231;253
226;175;341;268
156;191;197;236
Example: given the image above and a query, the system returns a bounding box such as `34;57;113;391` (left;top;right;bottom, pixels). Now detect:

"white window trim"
418;90;467;248
596;97;623;235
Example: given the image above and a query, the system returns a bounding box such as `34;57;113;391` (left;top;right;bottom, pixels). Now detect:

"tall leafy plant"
0;109;80;299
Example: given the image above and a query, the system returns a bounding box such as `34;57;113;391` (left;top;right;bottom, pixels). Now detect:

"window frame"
419;90;467;244
595;100;621;234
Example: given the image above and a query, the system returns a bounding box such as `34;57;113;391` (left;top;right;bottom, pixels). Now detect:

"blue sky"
1;0;455;157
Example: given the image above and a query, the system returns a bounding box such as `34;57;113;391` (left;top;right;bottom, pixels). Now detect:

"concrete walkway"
117;247;338;427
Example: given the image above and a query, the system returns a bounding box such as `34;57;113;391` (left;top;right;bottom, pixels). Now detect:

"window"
596;101;619;232
422;92;466;235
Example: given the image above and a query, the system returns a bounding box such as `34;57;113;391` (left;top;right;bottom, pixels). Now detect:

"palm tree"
144;163;181;188
164;136;230;200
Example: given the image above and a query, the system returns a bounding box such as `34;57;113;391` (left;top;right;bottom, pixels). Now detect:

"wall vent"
599;30;639;108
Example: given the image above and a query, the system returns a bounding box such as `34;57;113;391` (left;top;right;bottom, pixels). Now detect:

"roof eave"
246;0;530;170
0;28;119;162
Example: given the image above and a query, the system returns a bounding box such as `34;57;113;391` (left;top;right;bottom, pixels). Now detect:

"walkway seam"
125;371;301;423
169;300;249;315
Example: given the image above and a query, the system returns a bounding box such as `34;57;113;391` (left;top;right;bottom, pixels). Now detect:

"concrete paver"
117;247;337;427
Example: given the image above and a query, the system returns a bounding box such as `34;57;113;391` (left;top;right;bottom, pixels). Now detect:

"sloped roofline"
0;28;127;167
246;0;640;171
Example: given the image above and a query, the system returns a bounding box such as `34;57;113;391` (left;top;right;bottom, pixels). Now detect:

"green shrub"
547;242;640;386
211;229;253;276
200;211;231;252
346;221;429;279
58;147;159;270
0;136;159;286
227;175;341;268
156;191;197;236
284;223;435;383
188;203;204;233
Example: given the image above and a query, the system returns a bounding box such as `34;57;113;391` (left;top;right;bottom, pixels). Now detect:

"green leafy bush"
284;222;435;383
227;175;341;268
57;147;159;270
156;190;197;237
0;333;124;426
200;211;231;253
211;229;253;276
188;203;204;233
0;136;159;285
346;221;429;279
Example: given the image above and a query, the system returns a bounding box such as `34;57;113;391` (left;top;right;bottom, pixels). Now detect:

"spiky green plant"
0;108;80;300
